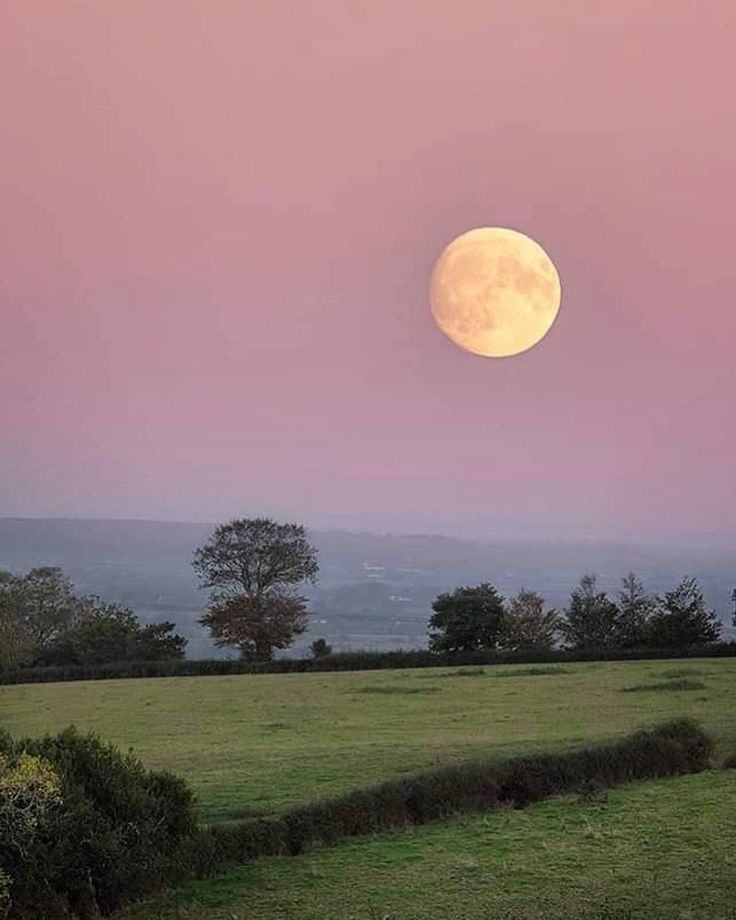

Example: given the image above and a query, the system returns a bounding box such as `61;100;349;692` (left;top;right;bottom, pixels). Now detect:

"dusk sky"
2;1;735;540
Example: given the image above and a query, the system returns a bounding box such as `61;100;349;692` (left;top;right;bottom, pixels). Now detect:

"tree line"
191;518;729;658
1;517;731;671
428;573;724;653
0;567;186;670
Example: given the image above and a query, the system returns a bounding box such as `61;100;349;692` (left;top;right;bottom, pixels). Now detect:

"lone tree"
193;517;318;660
501;588;559;651
428;582;506;653
614;572;655;648
647;576;721;648
560;574;619;650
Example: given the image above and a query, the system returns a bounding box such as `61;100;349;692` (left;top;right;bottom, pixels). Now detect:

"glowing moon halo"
430;227;561;357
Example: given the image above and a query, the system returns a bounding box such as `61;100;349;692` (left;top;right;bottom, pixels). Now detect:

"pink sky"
2;0;735;539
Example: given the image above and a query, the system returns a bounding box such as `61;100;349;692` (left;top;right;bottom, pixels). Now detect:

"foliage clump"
0;728;196;919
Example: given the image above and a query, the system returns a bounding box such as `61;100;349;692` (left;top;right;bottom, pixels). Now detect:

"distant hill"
0;517;733;657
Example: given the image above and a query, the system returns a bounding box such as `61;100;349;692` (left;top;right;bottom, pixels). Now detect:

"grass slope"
1;659;733;823
124;770;736;920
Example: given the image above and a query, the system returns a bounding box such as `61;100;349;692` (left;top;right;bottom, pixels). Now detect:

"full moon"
430;227;561;357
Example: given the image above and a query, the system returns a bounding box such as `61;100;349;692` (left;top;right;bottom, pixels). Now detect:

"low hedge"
181;718;713;876
2;643;735;686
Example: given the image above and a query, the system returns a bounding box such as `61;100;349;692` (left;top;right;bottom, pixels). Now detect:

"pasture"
125;770;736;920
2;658;735;918
1;658;733;824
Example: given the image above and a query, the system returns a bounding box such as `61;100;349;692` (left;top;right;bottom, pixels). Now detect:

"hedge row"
175;718;713;881
1;720;714;916
2;643;735;685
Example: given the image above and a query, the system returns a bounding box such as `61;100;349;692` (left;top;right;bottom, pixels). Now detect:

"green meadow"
1;659;733;823
2;659;734;918
125;771;736;920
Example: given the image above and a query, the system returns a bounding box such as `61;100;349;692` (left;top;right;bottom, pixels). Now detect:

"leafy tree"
615;572;655;648
200;592;308;661
647;576;722;648
0;568;80;657
310;637;332;658
428;583;506;653
0;574;35;669
192;518;318;600
500;589;559;651
134;620;188;661
193;518;318;660
560;574;619;649
0;615;34;671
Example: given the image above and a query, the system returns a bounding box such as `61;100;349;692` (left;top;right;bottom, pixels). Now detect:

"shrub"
0;746;62;919
0;728;196;919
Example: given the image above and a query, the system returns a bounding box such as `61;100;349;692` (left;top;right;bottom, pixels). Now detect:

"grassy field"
1;658;734;823
123;770;736;920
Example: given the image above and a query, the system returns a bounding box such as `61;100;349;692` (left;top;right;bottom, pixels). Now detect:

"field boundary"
2;643;735;685
172;718;713;881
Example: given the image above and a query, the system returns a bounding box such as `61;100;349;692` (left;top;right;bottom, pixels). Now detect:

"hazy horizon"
2;513;735;553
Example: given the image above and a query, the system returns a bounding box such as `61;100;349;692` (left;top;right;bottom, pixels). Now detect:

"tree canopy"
559;574;619;650
615;572;655;648
647;576;722;648
501;589;559;651
193;517;318;660
428;583;506;653
192;518;318;600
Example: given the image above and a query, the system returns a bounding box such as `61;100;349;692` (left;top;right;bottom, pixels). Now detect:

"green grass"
1;658;734;824
123;770;736;920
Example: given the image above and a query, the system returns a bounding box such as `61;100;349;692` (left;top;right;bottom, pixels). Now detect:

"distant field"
1;658;734;823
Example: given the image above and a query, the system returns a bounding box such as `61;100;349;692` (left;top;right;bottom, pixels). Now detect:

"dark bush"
1;728;196;919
